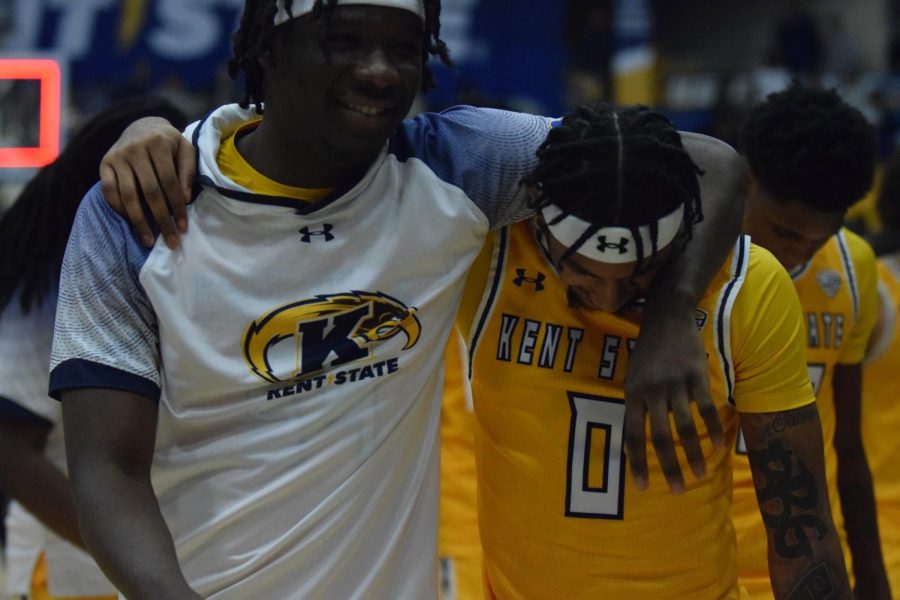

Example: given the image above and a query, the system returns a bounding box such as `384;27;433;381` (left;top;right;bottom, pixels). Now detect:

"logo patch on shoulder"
816;270;842;298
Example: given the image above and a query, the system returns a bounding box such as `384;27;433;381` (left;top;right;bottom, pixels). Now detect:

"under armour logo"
513;269;545;291
299;224;335;242
596;236;629;254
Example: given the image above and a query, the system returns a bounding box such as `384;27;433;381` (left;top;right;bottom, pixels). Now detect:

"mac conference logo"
243;291;421;384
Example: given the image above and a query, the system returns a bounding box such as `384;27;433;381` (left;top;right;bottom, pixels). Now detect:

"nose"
355;48;401;88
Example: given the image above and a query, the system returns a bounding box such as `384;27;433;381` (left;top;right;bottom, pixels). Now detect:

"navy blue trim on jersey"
49;358;161;402
836;232;859;321
468;227;509;379
192;109;350;215
0;396;53;429
716;236;749;404
790;259;811;281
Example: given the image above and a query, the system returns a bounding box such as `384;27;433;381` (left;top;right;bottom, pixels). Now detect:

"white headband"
541;203;684;264
274;0;425;26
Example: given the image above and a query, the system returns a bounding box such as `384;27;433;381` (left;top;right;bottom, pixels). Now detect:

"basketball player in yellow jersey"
438;330;483;600
862;254;900;598
734;84;891;599
861;154;900;598
456;103;850;599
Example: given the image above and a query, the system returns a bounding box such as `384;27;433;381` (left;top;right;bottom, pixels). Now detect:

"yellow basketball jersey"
439;330;484;600
862;254;900;597
459;222;812;599
732;229;878;598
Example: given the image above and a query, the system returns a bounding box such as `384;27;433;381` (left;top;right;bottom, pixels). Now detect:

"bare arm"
99;116;195;249
62;388;202;600
740;404;851;600
625;132;746;493
832;363;891;599
0;416;83;547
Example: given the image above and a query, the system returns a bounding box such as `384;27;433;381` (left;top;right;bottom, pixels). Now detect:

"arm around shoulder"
623;133;747;494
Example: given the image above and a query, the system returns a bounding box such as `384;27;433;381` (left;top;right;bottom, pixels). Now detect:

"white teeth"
346;103;385;116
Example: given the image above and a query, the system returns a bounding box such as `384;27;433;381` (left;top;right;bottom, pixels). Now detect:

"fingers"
692;372;725;448
648;402;685;495
624;400;649;491
132;146;180;250
98;117;194;250
670;385;705;481
175;136;197;233
101;155;155;247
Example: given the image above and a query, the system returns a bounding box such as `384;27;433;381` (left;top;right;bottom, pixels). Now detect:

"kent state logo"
243;291;421;384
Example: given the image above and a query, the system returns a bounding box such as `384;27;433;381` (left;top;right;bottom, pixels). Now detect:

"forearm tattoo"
771;405;817;434
785;563;838;600
749;439;828;559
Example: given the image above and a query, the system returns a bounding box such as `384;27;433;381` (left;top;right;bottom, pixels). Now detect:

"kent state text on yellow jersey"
456;223;813;600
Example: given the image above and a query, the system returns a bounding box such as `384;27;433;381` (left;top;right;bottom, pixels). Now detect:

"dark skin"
833;363;891;599
624;131;744;493
62;389;201;600
741;405;851;599
98;11;743;497
744;178;891;598
0;417;84;547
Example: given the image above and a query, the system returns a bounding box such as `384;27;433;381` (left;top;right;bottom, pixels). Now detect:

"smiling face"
539;219;673;314
743;176;844;271
258;5;423;182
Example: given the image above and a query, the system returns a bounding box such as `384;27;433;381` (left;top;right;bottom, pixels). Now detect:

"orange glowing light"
0;59;62;168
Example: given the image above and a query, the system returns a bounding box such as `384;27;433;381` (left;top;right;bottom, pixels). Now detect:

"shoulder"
840;227;877;270
390;106;553;163
740;243;797;305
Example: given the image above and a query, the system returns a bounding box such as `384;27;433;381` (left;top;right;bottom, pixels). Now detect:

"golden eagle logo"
243;291;421;383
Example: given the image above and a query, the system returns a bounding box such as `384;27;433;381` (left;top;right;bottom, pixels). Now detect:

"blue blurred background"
2;0;900;202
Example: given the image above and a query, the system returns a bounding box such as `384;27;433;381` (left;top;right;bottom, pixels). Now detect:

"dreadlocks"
229;0;451;113
524;103;704;272
0;97;189;316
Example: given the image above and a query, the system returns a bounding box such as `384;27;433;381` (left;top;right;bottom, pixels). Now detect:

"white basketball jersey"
50;104;551;598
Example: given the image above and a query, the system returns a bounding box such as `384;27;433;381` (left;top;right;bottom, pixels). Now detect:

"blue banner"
3;0;564;113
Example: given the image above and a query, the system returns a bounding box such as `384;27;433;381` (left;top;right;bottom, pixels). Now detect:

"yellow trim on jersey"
216;119;334;201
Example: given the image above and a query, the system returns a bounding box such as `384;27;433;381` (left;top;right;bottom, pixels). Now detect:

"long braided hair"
229;0;452;113
0;97;189;316
524;103;704;273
